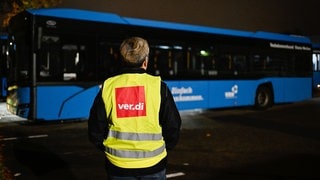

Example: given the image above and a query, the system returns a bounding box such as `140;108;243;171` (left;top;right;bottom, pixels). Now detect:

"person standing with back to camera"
88;37;181;180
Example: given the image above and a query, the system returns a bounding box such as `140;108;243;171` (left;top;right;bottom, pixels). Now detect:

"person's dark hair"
120;37;149;67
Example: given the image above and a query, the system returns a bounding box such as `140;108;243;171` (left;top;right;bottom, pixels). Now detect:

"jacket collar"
119;67;147;74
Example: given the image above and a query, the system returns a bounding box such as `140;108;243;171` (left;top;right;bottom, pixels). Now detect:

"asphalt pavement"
1;96;320;179
0;102;27;123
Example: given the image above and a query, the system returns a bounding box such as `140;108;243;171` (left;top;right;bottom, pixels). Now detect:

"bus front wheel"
255;86;273;110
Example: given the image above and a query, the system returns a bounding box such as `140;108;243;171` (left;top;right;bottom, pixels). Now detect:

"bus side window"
187;47;211;78
216;54;233;76
172;50;183;76
294;54;312;76
148;49;160;76
61;44;78;81
38;36;62;81
313;53;320;71
97;44;120;80
151;48;171;78
233;55;247;75
160;50;173;77
251;54;264;72
74;45;96;81
148;43;184;78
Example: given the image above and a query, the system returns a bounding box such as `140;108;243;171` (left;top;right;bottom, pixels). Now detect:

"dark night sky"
57;0;320;41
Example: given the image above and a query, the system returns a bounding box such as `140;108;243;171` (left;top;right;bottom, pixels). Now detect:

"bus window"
264;55;284;73
38;35;61;81
172;49;184;76
233;55;248;75
201;49;216;76
250;54;285;76
149;44;184;78
313;53;320;71
186;46;216;78
249;52;311;77
215;54;234;77
252;54;265;71
148;49;161;76
294;53;312;77
37;34;98;82
62;44;80;81
155;47;173;77
97;41;121;80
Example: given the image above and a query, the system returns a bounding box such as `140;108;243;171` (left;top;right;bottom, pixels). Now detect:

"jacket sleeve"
88;90;108;151
159;82;182;150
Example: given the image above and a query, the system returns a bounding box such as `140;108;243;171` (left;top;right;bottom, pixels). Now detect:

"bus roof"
26;8;310;44
252;31;310;44
123;17;254;37
123;17;310;44
27;8;126;25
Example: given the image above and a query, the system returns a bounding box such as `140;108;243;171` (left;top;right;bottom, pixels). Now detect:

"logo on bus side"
115;86;146;118
225;85;238;99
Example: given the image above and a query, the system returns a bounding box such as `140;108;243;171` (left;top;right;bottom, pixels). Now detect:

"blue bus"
6;8;313;121
0;34;8;100
312;43;320;92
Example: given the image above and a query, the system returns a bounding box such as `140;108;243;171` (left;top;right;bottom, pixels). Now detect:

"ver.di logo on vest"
115;86;146;118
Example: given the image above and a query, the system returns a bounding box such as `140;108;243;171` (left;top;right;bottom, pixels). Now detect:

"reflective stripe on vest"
108;130;163;141
102;73;167;168
106;144;166;159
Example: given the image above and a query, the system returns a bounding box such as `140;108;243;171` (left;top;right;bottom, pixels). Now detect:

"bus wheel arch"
254;83;274;110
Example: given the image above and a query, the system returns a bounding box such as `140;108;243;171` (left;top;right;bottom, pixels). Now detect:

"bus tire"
254;85;273;110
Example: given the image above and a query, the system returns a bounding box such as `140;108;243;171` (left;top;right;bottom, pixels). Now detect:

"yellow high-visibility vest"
102;73;167;168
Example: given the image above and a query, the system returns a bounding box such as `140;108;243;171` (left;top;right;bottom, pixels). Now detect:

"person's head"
120;37;149;69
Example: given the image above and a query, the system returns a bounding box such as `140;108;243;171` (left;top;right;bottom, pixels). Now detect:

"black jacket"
88;68;181;176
